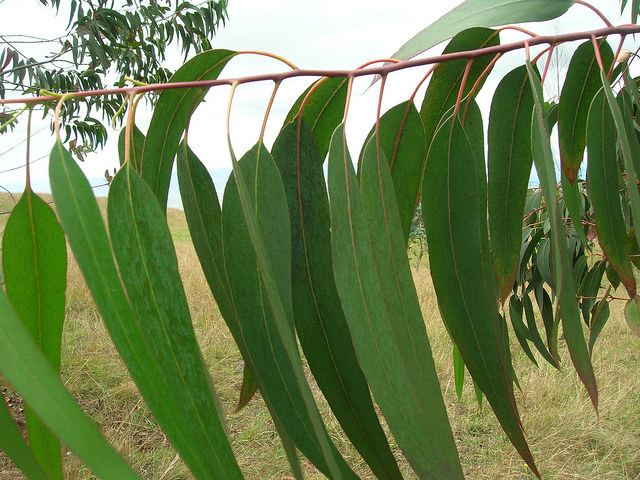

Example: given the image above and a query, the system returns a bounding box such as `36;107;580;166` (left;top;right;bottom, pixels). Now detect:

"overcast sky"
0;0;636;206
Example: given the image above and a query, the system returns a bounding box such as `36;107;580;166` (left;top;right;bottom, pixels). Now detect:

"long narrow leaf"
108;164;242;479
527;61;598;411
422;101;539;477
391;0;571;61
222;143;356;479
2;190;66;479
272;122;402;480
49;141;226;478
0;291;141;480
488;65;535;300
140;49;236;209
329;122;464;479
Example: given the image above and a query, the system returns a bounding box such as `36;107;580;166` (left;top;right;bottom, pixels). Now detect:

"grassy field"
0;193;638;479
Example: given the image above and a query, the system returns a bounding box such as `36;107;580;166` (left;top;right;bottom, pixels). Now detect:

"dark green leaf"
422;101;538;477
587;88;636;297
222;143;356;479
488;65;534;300
528;61;598;411
49;141;235;479
2;189;66;480
0;291;141;480
232;363;257;413
559;40;614;183
421;28;499;155
108;164;242;479
272;122;402;480
453;344;465;401
523;293;560;369
588;299;611;354
329;123;463;479
508;296;538;366
391;0;571;61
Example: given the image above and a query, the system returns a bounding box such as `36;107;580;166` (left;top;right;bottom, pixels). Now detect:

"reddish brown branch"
2;24;640;106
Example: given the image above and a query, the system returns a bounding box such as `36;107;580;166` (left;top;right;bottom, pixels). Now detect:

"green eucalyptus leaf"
108;164;242;479
559;40;614;183
283;77;348;159
329;122;463;479
488;65;534;300
2;189;66;480
391;0;571;61
222;142;356;479
422;101;538;477
0;291;141;480
624;298;640;337
272;122;402;480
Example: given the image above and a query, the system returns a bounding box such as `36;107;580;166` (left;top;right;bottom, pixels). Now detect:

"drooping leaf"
283;77;348;159
624;298;640;337
534;284;560;363
140;49;236;210
488;65;535;300
579;262;606;326
0;291;141;480
421;101;538;477
601;71;640;269
528;61;598;412
453;344;465;400
176;141;303;476
107;163;242;479
2;189;66;480
358;101;427;244
0;380;50;480
49;141;233;479
329;122;463;479
222;143;356;479
558;40;614;183
391;0;572;61
587;88;636;298
272;122;402;480
233;364;258;413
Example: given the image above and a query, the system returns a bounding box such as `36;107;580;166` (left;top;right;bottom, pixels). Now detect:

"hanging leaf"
272;122;402;480
222;143;356;479
329;123;463;479
559;40;614;184
49;141;236;479
2;189;66;480
488;65;535;300
140;49;236;210
283;77;348;159
117;123;146;170
587;88;636;298
0;291;141;480
391;0;572;61
107;163;242;479
176;141;303;476
508;296;538;366
588;298;611;354
0;380;50;480
528;61;598;411
453;344;465;400
358;101;427;244
522;293;560;369
422;101;538;477
560;172;590;249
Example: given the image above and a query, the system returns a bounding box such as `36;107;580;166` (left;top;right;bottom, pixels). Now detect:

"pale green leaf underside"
392;0;573;60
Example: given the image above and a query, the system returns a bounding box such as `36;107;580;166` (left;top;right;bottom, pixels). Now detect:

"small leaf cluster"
1;0;228;150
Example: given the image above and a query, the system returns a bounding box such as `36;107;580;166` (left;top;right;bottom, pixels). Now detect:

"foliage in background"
0;1;640;479
0;0;228;150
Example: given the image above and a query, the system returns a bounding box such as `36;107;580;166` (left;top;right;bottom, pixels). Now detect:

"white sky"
0;0;637;206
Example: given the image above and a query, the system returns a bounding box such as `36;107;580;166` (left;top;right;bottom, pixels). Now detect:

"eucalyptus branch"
3;24;640;107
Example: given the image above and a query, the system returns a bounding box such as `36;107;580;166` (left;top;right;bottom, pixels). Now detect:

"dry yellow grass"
0;195;639;479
